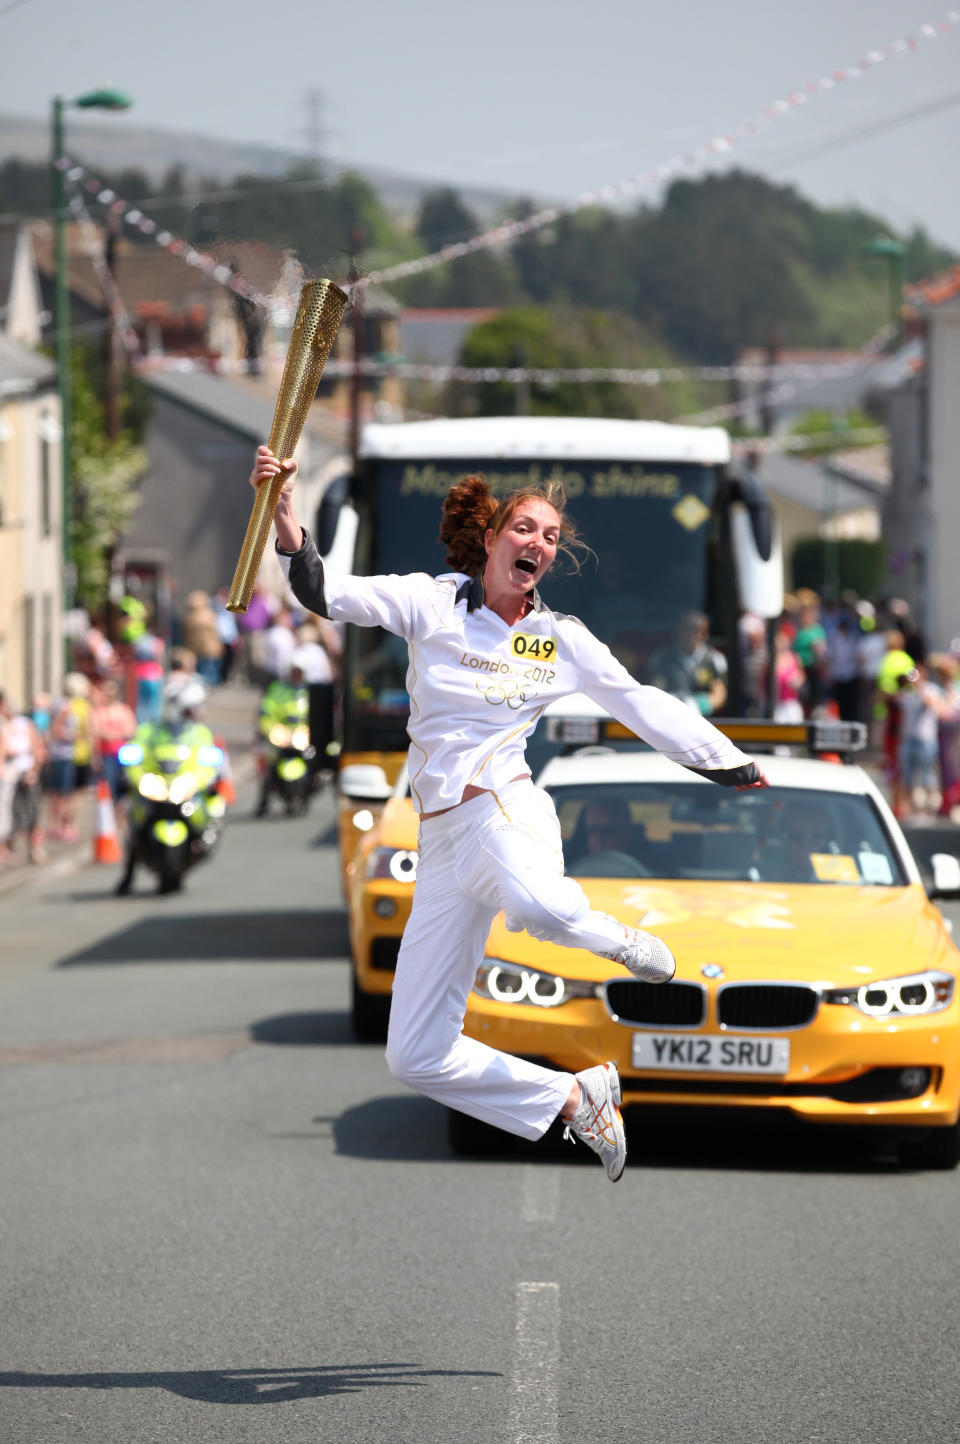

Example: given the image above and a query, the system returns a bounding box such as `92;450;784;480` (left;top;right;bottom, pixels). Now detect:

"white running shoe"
563;1061;627;1181
601;924;676;984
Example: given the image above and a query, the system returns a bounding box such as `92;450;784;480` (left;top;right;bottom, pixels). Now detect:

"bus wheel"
899;1121;960;1171
350;974;390;1043
447;1108;513;1157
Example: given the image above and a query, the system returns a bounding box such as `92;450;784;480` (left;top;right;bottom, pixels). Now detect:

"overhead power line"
770;87;960;175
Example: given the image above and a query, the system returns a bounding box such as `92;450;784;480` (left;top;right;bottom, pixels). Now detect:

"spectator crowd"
0;579;341;867
3;573;956;864
735;588;960;821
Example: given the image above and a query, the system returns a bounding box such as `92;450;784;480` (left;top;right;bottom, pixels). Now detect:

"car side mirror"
338;763;392;802
929;852;960;898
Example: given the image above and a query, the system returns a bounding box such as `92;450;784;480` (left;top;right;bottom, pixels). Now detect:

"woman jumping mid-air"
250;445;768;1181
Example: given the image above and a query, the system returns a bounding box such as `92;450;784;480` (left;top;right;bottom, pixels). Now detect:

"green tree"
787;408;882;458
456;305;708;419
415;187;477;252
69;343;149;614
791;537;887;597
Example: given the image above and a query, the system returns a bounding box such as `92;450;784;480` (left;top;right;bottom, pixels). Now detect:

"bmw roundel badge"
701;963;725;979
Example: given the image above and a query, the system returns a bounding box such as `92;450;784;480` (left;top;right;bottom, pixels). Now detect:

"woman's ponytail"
438;474;497;576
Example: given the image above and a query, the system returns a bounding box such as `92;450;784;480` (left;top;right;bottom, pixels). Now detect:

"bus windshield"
346;455;720;747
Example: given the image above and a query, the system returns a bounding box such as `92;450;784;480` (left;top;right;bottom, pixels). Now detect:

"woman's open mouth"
515;557;538;577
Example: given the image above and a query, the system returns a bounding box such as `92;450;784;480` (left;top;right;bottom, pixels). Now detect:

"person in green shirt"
876;630;915;787
793;603;828;713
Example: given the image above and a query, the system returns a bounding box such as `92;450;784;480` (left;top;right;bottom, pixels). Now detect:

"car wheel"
350;973;390;1043
446;1108;512;1157
899;1122;960;1170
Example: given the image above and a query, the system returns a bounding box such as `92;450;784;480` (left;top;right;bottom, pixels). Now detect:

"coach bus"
315;414;782;795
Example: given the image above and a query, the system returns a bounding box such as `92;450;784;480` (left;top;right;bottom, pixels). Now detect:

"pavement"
0;681;263;898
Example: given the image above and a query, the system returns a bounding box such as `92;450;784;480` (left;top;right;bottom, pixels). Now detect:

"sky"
4;0;960;251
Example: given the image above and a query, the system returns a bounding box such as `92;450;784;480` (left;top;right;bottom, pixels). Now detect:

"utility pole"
512;343;530;416
760;328;781;437
50;86;132;669
52;96;74;645
348;226;366;474
104;206;123;441
865;235;907;349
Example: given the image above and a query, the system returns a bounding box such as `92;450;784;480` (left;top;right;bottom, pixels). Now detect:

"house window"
40;433;52;537
41;593;53;693
0;411;10;527
22;594;35;709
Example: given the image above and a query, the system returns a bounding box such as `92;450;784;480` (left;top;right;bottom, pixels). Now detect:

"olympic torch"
226;278;349;613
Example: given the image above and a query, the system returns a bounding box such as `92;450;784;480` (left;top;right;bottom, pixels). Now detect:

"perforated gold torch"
226;278;349;613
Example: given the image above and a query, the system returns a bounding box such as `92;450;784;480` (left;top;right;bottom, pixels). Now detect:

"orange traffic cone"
93;777;123;863
215;736;236;806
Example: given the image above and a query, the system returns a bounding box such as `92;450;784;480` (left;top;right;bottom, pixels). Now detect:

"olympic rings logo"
476;678;527;709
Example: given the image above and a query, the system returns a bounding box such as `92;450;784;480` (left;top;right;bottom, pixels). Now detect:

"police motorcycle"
256;675;317;817
115;680;226;895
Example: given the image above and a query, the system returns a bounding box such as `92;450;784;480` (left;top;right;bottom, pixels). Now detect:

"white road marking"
510;1281;560;1444
521;1165;559;1223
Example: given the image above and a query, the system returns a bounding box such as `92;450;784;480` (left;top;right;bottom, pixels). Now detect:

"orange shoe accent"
93;778;123;863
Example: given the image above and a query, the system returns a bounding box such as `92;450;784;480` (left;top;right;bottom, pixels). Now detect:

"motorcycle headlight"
138;773;169;802
473;960;598;1009
823;970;955;1018
269;724;292;747
291;726;310;750
167;772;198;805
365;847;418;883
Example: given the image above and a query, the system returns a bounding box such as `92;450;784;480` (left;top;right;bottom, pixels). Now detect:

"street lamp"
51;86;132;651
865;235;907;350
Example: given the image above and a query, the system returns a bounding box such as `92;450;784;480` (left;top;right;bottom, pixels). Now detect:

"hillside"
0;113;527;227
2;115;956;375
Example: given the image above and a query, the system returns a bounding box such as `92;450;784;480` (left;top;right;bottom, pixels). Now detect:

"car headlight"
269;724;292;747
167;772;198;805
473;959;598;1009
366;847;418;883
138;773;168;802
823;970;955;1018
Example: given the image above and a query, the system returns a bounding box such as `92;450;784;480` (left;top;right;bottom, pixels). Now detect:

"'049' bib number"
511;632;558;661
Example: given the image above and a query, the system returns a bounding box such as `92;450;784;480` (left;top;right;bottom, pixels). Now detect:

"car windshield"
548;782;908;886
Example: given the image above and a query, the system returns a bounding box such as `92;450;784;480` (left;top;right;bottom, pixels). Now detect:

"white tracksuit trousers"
385;777;629;1141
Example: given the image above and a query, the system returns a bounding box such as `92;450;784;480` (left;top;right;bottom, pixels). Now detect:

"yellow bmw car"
464;731;960;1167
343;721;960;1166
342;761;417;1039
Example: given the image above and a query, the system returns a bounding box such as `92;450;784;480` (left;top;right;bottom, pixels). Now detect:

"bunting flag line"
54;8;959;311
365;10;960;286
64;179;142;358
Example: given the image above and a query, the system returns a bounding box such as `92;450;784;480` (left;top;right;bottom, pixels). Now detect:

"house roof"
141;365;348;452
0;331;56;395
734;345;885;419
401;308;499;366
760;449;884;517
824;443;891;490
904;263;960;312
0;226;19;316
31;224;293;318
